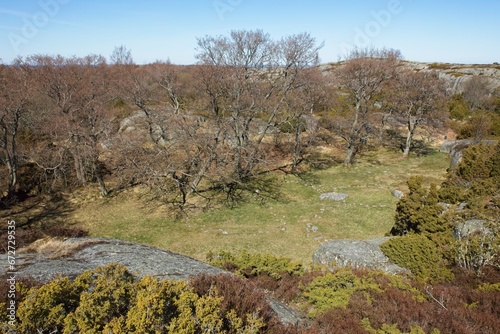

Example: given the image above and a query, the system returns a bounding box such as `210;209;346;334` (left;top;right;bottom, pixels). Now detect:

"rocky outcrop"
453;219;493;239
312;237;408;274
440;139;498;167
0;237;303;325
0;237;226;282
400;62;500;95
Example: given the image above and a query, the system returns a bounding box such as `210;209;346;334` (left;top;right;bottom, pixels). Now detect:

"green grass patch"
72;148;450;265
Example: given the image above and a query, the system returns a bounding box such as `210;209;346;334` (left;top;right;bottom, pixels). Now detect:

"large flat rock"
0;237;226;282
312;237;408;274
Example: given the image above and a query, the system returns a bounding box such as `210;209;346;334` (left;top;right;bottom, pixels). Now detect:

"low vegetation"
1;29;499;332
49;147;449;264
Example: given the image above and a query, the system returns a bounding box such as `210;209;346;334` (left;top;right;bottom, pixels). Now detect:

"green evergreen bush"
380;235;454;283
15;264;266;334
17;276;83;333
391;176;448;235
207;250;304;280
447;94;471;120
440;142;499;214
301;268;381;317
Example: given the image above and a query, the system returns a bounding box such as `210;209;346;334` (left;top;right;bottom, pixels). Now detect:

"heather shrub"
308;309;367;333
0;225;88;254
0;227;43;253
190;273;281;333
45;225;88;239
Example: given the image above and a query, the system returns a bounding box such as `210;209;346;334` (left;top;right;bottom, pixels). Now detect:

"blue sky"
1;0;499;65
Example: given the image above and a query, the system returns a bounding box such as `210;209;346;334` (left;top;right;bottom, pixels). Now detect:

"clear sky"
1;0;499;65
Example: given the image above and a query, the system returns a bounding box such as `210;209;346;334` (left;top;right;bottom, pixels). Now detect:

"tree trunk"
344;101;361;166
5;155;17;197
291;117;302;173
1;112;20;197
73;152;87;186
344;144;356;166
403;118;416;158
402;129;413;158
96;173;108;196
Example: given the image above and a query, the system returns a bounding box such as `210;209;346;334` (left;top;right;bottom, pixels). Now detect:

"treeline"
1;30;498;209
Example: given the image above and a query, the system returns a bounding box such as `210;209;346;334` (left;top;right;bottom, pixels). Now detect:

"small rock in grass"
320;192;348;201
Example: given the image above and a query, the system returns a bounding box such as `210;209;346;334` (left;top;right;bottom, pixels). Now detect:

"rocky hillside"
402;61;500;94
321;61;500;95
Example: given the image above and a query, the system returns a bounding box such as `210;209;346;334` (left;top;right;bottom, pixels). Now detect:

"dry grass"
19;238;100;259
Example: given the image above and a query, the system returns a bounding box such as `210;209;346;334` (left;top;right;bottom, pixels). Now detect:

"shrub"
380;235;454;283
0;225;88;255
14;264;268;334
207;250;304;280
17;274;89;333
440;142;499;213
429;62;451;70
447;94;471;120
124;276;186;332
0;227;43;253
62;264;135;333
477;282;500;292
301;268;381;317
458;144;495;184
456;229;499;274
190;273;284;333
309;309;367;333
277;117;307;134
45;225;88;239
391;176;449;235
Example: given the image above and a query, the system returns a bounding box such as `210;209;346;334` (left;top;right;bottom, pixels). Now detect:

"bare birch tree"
195;30;323;190
335;47;401;165
0;62;31;197
390;70;445;157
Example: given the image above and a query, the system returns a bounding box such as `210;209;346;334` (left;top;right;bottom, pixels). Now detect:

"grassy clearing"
70;147;450;265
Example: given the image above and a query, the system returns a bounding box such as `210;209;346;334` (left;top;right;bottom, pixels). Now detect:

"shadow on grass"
383;129;438;157
296;170;322;186
0;192;85;252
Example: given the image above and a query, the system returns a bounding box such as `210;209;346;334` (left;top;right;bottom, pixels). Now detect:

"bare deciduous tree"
335;47;401;165
24;55;113;196
195;30;323;191
390;70;445;157
0;62;31;197
462;76;493;110
110;45;134;65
